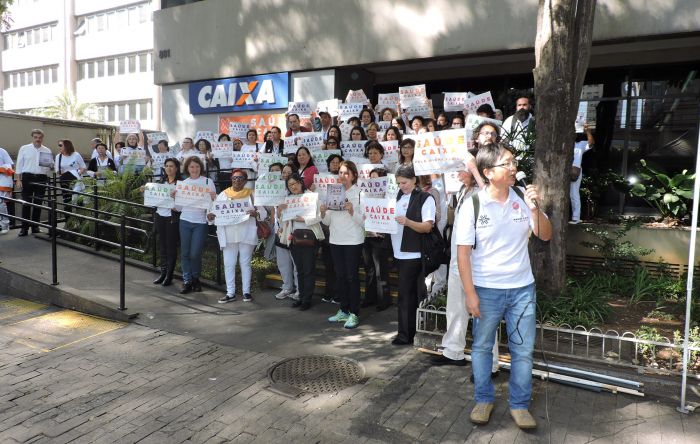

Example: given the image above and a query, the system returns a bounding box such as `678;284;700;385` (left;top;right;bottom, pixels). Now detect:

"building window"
138;53;147;73
87;62;95;78
108;105;116;122
107;58;115;76
43;69;50;84
97;60;104;77
118;57;125;75
128;55;136;73
96;14;105;32
51;66;57;82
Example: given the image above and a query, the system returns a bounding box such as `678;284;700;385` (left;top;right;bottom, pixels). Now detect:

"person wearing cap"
90;137;113;160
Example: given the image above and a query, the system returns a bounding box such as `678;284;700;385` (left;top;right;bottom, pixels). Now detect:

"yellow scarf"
224;187;253;200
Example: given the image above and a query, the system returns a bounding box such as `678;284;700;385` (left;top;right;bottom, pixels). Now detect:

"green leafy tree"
30;90;99;122
629;159;694;225
1;0;14;31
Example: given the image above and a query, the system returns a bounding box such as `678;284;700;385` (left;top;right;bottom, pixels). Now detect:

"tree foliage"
30;90;99;123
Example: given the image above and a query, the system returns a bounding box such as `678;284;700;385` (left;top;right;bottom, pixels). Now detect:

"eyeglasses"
479;131;498;137
287;181;300;187
232;176;247;181
58;144;63;147
326;142;338;146
493;160;519;169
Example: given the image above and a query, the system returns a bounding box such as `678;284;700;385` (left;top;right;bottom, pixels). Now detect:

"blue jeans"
472;283;536;409
179;220;208;282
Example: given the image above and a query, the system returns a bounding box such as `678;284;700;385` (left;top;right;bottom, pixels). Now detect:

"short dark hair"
288;113;300;121
476;104;495;119
383;126;403;143
115;141;126;149
285;172;307;193
268;162;284;172
395;164;416;180
369;167;388;177
472;122;501;143
195;138;211;152
95;143;108;151
59;139;75;155
325;154;343;170
475;142;513;184
359;108;375;123
451;114;465;126
183;155;205;173
218;133;231;141
161;158;183;182
409;116;424;127
364;140;384;158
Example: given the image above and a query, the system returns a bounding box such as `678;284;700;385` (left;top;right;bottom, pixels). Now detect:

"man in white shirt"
570;123;594;224
502;96;534;151
16;129;53;236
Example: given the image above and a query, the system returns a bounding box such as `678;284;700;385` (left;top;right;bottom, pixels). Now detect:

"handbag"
256;219;272;239
292;228;317;247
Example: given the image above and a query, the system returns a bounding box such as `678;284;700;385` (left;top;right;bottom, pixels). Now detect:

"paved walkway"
1;234;699;443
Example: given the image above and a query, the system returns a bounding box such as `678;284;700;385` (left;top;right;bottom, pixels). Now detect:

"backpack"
470;186;525;250
419;192;449;275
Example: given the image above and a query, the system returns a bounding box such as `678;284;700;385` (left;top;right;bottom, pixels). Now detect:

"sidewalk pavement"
1;234;698;443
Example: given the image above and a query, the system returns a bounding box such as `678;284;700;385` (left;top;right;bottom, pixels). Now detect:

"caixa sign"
188;72;289;115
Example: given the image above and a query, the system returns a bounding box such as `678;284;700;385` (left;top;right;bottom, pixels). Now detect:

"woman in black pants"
150;158;182;286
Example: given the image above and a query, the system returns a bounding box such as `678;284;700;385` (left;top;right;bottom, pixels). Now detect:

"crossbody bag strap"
471;193;480;250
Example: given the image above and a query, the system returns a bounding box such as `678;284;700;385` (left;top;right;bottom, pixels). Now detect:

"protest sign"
299;132;325;151
339;122;353;141
257;153;287;173
211;198;252;226
380;140;399;164
150;153;170;173
338;103;364;121
575;101;587;132
340;141;366;159
357;163;385;180
412;129;472;175
345;89;369;104
143;183;175;208
312;150;342;173
377;93;400;110
147;132;169;146
358;176;388;198
465;114;503;132
405;103;432;119
119;120;140;134
287;101;312;118
464;91;495;114
325;184;346;210
211;141;233;159
363;197;397;234
399;84;427;107
444;171;463;194
254;172;287;206
122;148;147;166
38;152;54;167
444;93;468;112
282;193;318;221
284;135;303;154
230;151;257;169
220;114;286;142
174;180;213;210
378;121;392;131
387;173;398;198
228;122;250;140
313;173;339;200
316;99;340;117
195;131;217;143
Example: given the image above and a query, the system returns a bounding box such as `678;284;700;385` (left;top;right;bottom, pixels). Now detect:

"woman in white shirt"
390;164;435;346
54;139;86;212
172;156;216;294
321;160;364;329
119;133;147;175
208;169;266;303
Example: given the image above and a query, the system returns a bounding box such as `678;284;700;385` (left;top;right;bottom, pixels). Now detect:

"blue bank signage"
188;72;289;115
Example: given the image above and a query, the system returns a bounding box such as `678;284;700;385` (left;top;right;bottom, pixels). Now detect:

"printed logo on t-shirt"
478;214;490;226
512;201;520;210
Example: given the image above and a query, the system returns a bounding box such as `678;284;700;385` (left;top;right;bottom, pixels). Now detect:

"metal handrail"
40;181;153;210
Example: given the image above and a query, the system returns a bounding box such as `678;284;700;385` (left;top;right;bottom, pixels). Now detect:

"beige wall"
154;0;700;85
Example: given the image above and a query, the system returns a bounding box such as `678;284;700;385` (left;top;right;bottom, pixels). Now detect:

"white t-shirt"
16;144;52;175
55;152;86;179
177;176;215;224
572;141;591;168
0;147;13;167
455;187;536;289
390;192;436;260
449;186;479;275
91;148;113;160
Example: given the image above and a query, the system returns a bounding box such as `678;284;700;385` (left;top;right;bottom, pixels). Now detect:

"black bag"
421;225;448;275
292;229;317;247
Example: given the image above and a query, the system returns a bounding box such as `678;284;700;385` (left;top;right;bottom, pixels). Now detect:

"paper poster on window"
316;99;340;117
345;89;369;104
325;184;346;211
399;84;427;107
119;120;140;134
377;93;400;110
143;183;175;209
220;114;287;143
444;93;468;112
464;91;495;115
257;153;287;173
380;140;399;164
313;172;339;200
174;180;213;210
230;151;257;169
363;197;397;234
312;150;342;173
357;163;385;180
254;172;287;206
287;101;312;118
340;141;366;159
282;192;318;221
299;132;325;151
412;129;472;175
358;176;388;198
338;103;364;121
211;198;252;226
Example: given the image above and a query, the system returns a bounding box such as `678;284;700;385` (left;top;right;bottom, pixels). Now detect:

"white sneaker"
289;291;300;301
0;227;8;235
275;289;291;300
568;220;581;225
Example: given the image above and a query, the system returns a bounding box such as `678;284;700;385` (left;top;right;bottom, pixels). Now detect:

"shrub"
540;275;612;328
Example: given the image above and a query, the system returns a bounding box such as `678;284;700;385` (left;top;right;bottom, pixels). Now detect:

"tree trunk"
531;0;596;297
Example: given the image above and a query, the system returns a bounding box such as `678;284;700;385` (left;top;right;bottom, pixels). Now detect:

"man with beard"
502;96;534;151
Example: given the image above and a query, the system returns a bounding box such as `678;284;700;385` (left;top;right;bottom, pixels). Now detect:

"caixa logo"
188;72;289;115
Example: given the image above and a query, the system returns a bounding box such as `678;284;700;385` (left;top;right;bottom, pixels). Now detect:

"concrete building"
1;0;161;130
153;0;700;214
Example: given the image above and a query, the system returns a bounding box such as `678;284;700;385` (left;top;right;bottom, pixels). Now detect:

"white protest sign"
313;173;339;200
282;193;318;221
228;122;250;139
230;151;257;169
287;101;312;118
299;132;325;151
119;120;140;134
465;114;503;132
339;122;353;141
387;173;398;198
338;103;364;121
284;135;303;154
312;150;342;173
340;141;366;159
147;132;169;145
399;84;427;107
357;163;385;180
345;89;369;104
254;172;287;206
211;141;233;159
575;101;587;132
211;198;252;226
195;131;217;143
325;184;346;210
143;183;175;208
405;103;432;119
122;148;146;166
257;153;287;173
444;93;468;112
358;177;388;198
174;180;213;210
378;121;392;131
363;197;397;234
464;91;495;114
380;140;399;164
377;93;400;110
150;153;170;173
412;129;472;175
316;99;340;117
444;171;463;194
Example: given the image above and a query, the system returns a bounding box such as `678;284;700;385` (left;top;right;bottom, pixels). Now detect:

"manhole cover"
268;355;365;394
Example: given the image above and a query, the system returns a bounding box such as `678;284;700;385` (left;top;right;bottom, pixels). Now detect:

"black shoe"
18;230;28;237
153;267;167;285
192;278;203;292
162;267;175;286
430;354;467;366
299;302;311;311
376;302;392;312
291;300;303;308
31;227;41;234
180;282;193;294
470;371;500;383
391;337;413;346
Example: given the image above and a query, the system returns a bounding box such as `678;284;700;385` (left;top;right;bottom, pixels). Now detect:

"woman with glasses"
323;136;340;151
456;142;551;429
208;169;265;303
176;137;197;167
396;138;415;171
277;172;324;310
349;126;366;142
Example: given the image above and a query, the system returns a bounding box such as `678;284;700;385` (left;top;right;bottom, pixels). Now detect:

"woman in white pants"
431;167;499;374
208;169;265;303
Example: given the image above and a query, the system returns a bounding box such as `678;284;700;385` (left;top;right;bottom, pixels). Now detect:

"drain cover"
268;355;365;395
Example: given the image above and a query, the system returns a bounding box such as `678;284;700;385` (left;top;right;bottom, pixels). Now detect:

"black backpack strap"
471;193;480;250
58;153;62;174
511;185;525;204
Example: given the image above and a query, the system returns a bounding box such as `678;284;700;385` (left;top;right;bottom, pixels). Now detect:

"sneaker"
320;296;333;303
330;298;340;305
218;294;236;304
510;409;537;429
0;227;9;235
328;310;350;323
242;293;253;302
430;354;467;366
470;403;494;425
275;289;291;300
289;291;300;301
568;220;581;225
343;313;359;329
